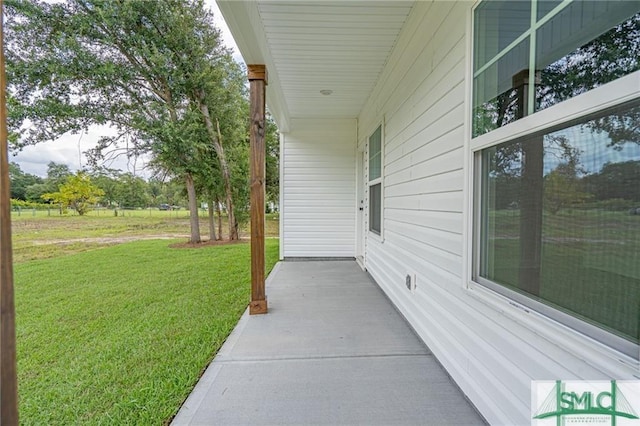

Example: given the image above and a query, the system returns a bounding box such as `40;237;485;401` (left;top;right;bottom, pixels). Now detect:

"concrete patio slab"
172;261;485;426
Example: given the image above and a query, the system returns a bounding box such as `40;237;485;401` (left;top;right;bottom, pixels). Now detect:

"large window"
473;0;640;137
369;125;382;235
472;0;640;357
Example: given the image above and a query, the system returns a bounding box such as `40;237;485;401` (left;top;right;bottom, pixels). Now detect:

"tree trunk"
518;138;544;296
215;195;223;240
207;199;216;241
195;92;238;240
512;70;543;296
185;173;201;244
166;100;203;244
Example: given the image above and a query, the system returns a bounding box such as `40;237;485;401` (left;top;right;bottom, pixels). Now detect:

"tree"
539;13;640;114
115;173;148;209
8;162;42;200
265;114;280;209
193;68;250;240
25;183;49;203
5;0;246;243
146;178;163;207
543;163;591;214
22;161;72;202
167;16;249;241
583;160;640;203
160;178;185;207
45;162;72;186
42;171;104;215
91;168;121;207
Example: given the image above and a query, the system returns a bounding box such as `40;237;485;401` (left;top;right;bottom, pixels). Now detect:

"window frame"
368;123;384;240
472;100;640;359
468;0;640;362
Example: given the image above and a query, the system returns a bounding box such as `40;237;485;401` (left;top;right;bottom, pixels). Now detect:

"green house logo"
532;380;640;426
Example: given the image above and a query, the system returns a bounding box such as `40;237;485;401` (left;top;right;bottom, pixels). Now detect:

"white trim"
473;30;532;78
470;71;640;153
527;0;537;115
278;131;285;261
355;147;365;263
462;3;474;291
475;274;639;359
467;281;640;371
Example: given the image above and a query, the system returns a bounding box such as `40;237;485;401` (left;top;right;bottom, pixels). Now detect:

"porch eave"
216;0;416;131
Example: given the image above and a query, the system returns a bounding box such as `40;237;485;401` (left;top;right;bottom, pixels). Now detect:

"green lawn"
11;212;280;263
15;238;279;425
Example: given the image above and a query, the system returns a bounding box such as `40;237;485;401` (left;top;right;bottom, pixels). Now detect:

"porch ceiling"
217;1;414;132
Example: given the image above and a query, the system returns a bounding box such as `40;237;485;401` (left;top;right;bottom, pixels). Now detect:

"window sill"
367;230;384;243
470;71;640;153
466;279;640;374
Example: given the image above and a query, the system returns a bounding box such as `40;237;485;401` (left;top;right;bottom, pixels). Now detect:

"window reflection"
473;1;640;138
479;101;640;343
537;0;562;21
473;39;529;137
369;126;382;181
369;183;381;235
474;0;530;71
537;11;640;111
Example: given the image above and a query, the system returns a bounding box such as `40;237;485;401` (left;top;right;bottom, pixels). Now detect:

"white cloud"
11;125;150;177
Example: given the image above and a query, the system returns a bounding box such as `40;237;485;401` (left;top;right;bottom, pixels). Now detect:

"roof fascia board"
216;1;291;132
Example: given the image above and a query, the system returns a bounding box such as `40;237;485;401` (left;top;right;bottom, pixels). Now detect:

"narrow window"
368;125;382;235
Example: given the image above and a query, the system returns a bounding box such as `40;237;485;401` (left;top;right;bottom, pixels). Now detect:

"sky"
11;0;242;178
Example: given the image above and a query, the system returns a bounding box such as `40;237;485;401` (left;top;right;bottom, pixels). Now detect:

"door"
356;150;365;267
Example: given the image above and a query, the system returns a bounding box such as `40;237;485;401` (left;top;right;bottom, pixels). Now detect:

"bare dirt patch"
30;234;189;246
29;235;249;248
169;238;247;249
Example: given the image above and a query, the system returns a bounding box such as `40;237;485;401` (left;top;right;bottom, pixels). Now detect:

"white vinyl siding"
281;118;356;258
358;2;640;425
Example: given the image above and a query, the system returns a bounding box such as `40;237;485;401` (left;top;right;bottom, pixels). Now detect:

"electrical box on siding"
405;274;416;293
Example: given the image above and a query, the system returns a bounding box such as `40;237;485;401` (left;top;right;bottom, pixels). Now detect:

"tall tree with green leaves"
115;172;149;209
8;162;42;200
192;57;250;240
265;114;280;209
158;9;249;241
90;168;121;208
22;161;73;202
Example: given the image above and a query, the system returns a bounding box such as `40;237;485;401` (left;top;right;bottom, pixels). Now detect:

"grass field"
11;210;280;263
11;213;280;424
